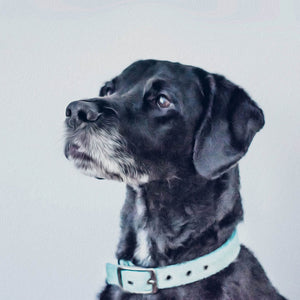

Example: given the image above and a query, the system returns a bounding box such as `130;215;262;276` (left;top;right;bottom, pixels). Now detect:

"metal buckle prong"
117;265;158;294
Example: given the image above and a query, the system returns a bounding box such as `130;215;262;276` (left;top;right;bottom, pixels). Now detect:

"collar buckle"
117;265;158;294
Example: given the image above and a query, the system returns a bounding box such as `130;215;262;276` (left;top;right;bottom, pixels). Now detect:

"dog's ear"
193;71;265;180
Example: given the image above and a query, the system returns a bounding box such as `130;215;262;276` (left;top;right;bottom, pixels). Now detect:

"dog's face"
65;60;264;184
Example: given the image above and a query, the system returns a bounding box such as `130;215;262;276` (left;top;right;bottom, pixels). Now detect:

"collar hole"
128;280;134;285
186;270;192;276
166;275;172;280
204;265;208;270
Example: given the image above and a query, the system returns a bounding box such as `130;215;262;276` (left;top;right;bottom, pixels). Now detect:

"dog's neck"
116;167;243;268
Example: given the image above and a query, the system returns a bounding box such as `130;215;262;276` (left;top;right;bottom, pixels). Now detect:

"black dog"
65;60;286;299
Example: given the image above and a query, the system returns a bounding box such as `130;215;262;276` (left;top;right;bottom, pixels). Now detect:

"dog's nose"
65;100;101;129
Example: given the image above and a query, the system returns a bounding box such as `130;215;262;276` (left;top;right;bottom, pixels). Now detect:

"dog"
64;60;286;299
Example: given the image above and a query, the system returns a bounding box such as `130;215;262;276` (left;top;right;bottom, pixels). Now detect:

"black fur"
65;60;286;299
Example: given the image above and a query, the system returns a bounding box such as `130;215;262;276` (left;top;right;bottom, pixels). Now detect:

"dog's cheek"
133;116;188;155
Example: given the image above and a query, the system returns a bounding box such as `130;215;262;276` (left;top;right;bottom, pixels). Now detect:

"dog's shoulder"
220;245;287;300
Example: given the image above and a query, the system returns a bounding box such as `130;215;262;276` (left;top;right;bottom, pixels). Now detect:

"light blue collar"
106;230;240;294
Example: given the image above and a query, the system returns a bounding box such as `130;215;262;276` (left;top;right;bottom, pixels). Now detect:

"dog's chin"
65;142;149;185
66;149;116;181
69;156;123;181
65;143;93;162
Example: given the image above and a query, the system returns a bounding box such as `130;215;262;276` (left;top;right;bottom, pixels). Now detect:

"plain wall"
1;1;299;299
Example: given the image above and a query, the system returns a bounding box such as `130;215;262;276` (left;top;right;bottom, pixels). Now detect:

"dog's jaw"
65;126;149;185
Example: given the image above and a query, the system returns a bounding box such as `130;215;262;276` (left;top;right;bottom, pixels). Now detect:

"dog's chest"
132;188;152;266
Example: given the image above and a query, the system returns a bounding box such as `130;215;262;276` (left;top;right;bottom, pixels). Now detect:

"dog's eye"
157;95;171;108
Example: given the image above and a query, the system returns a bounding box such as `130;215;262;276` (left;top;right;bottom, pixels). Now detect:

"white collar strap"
106;230;240;294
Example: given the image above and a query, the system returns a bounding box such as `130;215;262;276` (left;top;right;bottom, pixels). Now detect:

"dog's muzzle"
64;98;148;184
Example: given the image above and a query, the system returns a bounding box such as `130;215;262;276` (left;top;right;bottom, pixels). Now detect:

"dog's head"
64;60;264;184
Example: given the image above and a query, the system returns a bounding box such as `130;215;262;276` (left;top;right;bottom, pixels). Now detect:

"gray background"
1;1;299;299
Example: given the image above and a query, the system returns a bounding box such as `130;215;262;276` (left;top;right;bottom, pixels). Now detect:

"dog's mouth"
64;126;149;185
65;143;94;163
64;129;127;181
64;140;106;178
